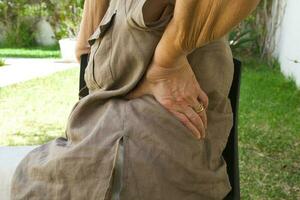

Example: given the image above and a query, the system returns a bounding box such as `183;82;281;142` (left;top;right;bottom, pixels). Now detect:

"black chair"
78;54;242;200
78;53;90;99
223;59;242;200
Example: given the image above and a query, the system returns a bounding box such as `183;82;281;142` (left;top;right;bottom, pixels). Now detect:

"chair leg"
79;54;89;99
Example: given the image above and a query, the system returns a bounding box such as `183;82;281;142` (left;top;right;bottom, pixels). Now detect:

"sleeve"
153;0;261;66
173;0;261;53
75;0;110;63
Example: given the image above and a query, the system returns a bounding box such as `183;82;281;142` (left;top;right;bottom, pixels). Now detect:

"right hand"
125;55;209;140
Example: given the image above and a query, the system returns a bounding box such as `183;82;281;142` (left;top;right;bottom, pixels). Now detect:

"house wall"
276;0;300;87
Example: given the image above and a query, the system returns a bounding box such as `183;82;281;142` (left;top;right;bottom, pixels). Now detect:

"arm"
75;0;109;62
153;0;261;67
126;0;261;139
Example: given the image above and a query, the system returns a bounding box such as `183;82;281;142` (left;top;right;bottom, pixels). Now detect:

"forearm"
153;0;261;67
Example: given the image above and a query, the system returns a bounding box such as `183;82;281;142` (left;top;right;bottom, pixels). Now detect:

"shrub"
229;0;286;67
0;0;83;47
0;0;38;47
37;0;83;40
2;18;37;47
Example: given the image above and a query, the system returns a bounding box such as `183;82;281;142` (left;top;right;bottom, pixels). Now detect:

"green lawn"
0;60;299;199
0;46;60;58
0;68;79;145
238;60;300;199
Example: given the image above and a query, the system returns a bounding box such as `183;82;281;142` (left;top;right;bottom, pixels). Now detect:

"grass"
0;46;60;58
0;58;299;199
238;59;300;199
0;68;79;145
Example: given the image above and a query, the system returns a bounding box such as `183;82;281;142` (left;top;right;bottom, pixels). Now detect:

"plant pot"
59;38;77;62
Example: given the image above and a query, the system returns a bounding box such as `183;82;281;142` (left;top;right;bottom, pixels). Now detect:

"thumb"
125;78;152;99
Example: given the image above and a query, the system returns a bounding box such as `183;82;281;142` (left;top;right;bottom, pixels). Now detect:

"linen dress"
11;0;235;199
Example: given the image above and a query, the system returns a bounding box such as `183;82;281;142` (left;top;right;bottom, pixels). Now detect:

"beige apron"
11;0;234;199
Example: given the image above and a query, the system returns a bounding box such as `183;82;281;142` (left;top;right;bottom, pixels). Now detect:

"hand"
124;56;209;140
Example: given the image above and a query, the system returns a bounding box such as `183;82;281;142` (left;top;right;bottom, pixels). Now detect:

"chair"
78;54;242;200
78;53;89;99
223;59;242;200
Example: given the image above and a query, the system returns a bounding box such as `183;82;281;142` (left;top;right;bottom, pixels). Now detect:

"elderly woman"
11;0;260;199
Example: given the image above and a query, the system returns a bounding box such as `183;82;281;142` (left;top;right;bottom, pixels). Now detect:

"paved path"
0;146;38;200
0;58;79;87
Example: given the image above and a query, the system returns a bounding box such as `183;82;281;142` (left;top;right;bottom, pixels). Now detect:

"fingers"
158;87;208;140
197;109;207;130
169;110;203;140
167;100;206;139
183;105;206;139
124;77;152;100
188;96;208;130
197;90;209;109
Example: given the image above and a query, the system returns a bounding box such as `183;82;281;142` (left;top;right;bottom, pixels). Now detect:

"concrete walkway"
0;146;38;200
0;58;79;87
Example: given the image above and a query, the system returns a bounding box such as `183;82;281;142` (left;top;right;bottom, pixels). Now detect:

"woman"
11;0;260;199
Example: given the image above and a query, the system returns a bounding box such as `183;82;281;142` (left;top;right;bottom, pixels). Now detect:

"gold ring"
193;103;204;113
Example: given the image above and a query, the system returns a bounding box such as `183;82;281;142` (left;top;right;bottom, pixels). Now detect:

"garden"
0;0;299;199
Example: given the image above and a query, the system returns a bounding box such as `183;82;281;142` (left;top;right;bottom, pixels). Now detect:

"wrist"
153;19;188;68
145;54;189;83
152;42;188;69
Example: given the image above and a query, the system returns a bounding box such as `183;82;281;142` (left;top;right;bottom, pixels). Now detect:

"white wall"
276;0;300;87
